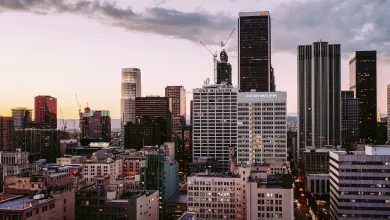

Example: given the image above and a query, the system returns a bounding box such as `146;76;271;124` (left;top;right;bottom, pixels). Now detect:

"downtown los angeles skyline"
1;0;390;119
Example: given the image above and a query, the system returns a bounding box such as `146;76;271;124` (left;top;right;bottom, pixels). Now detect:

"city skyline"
1;0;390;119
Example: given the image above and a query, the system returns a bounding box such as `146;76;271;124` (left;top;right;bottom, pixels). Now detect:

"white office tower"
237;92;287;164
192;85;238;172
329;145;390;220
120;68;141;147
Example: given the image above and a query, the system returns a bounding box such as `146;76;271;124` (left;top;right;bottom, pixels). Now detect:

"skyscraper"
120;68;141;146
79;107;111;146
349;51;377;142
192;85;238;171
0;117;14;151
238;11;274;92
237;92;287;164
165;86;186;138
341;91;359;149
11;108;32;129
135;96;172;143
297;42;341;148
216;49;232;85
34;95;57;129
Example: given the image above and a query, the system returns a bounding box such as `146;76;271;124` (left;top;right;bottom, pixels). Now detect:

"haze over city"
1;0;390;118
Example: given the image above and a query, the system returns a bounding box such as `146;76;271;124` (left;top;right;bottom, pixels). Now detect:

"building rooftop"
121;190;156;199
249;174;293;189
190;172;239;178
178;212;197;220
167;192;187;204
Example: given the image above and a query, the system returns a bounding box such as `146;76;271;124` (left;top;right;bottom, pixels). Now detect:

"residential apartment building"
329;145;390;219
79;107;111;144
237;92;287;164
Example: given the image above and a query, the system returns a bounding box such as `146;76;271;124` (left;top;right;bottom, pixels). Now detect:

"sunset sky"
1;0;389;119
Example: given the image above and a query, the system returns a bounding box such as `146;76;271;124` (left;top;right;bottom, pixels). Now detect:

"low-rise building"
330;145;390;219
56;155;85;165
83;158;122;185
189;157;219;174
75;186;159;220
165;191;188;220
178;212;197;220
123;158;145;177
0;187;75;220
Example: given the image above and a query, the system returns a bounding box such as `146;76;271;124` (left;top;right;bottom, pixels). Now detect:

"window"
64;199;66;204
64;207;66;212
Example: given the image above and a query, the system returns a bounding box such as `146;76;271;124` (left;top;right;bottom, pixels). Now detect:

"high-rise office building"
14;129;60;163
216;49;232;85
124;122;161;150
135;96;172;143
297;42;341;148
79;107;111;145
120;68;141;146
388;85;390;142
341;91;359;149
349;51;377;142
165;86;186;138
0;117;14;151
237;92;287;164
190;100;193;125
192;85;238;171
238;11;274;92
11;108;32;129
329;145;390;219
141;154;178;220
34;95;57;129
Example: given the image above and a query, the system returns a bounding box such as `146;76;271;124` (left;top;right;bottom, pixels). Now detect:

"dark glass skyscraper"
349;51;377;142
341;91;359;149
238;11;274;92
216;49;232;85
135;96;172;143
297;42;341;148
34;95;57;129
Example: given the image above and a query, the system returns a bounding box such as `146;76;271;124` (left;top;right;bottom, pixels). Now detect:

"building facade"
141;154;178;220
79;107;111;142
217;49;232;85
0;117;14;152
135;96;172;143
124;122;161;150
341;91;359;149
237;92;287;164
14;129;60;163
165;86;186;138
120;68;141;147
388;85;390;142
238;11;274;92
192;85;238;171
329;145;390;219
349;51;377;142
34;95;57;129
11;107;32;129
83;159;123;185
297;42;341;148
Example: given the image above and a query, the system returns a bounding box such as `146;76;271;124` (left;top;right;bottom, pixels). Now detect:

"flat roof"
0;196;52;210
179;212;197;220
167;193;187;204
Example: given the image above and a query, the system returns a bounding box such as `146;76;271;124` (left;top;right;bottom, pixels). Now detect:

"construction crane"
200;41;218;84
221;28;236;49
60;108;67;133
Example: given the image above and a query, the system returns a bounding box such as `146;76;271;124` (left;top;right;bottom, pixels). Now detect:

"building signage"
198;88;232;93
245;94;277;98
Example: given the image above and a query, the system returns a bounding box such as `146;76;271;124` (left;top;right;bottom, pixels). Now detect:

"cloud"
0;0;390;57
0;0;235;45
271;0;390;57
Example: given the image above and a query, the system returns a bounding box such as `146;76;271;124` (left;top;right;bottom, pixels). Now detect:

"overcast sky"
1;0;389;118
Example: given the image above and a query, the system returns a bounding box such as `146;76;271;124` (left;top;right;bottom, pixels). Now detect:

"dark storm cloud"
0;0;389;57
